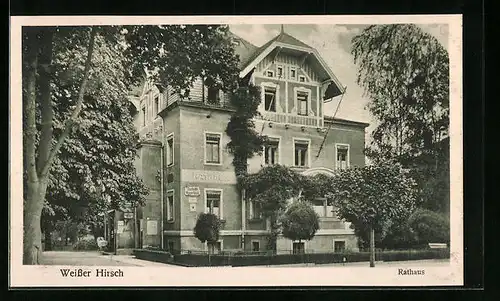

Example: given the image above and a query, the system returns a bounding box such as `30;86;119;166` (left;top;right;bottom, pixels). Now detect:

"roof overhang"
239;42;344;99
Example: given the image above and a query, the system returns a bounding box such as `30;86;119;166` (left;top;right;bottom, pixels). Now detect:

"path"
40;251;184;267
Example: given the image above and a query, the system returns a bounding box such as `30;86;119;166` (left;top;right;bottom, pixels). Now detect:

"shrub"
280;200;320;242
72;239;98;251
408;208;450;245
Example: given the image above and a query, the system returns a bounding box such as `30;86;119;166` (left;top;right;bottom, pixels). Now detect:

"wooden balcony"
257;111;323;128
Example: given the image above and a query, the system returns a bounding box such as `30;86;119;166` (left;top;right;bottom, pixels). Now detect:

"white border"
9;14;463;287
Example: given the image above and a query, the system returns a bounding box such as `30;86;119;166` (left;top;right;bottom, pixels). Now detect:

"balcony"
256;111;323;128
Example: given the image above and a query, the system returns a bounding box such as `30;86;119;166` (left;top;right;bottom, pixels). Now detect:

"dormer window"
277;66;283;78
266;70;274;77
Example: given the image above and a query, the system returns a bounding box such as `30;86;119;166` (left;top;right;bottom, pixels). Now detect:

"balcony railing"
257;111;322;127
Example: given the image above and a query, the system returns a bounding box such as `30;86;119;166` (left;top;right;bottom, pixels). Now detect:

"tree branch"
39;27;97;177
36;28;54;175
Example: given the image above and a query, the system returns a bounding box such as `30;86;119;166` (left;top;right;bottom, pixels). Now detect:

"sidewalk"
103;254;186;267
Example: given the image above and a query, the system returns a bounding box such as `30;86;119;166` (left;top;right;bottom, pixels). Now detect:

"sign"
189;204;197;212
123;212;134;219
184;186;201;196
147;220;158;235
181;169;237;184
188;197;198;204
117;221;125;234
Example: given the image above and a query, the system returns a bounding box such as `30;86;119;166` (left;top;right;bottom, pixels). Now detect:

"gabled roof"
235;29;345;99
237;31;314;70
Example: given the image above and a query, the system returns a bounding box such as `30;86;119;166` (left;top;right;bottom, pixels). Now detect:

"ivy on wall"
225;83;268;181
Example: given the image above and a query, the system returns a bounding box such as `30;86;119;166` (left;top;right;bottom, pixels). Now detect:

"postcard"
9;14;463;287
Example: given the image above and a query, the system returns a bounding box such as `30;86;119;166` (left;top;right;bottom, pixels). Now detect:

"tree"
41;29;149;244
193;213;222;254
22;24;244;264
226;83;267;179
327;162;418;267
23;26;98;264
280;201;320;245
241;165;310;251
352;24;449;165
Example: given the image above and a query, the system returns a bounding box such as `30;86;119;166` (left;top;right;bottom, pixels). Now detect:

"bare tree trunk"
23;27;43;265
369;226;375;268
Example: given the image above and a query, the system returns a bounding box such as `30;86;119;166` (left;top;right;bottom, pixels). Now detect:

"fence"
134;247;450;267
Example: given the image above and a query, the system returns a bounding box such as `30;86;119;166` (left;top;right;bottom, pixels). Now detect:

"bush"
72;239;98;251
408;208;450;245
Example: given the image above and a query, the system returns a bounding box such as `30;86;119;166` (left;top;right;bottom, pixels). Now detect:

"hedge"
133;248;450;267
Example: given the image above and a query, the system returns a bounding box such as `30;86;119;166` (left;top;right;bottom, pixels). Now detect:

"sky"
228;23;449;142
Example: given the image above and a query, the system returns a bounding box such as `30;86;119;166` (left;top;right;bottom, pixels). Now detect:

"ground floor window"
334;240;346;253
292;242;305;254
252;241;260;252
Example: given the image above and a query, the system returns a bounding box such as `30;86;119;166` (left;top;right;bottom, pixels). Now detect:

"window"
294;140;309;167
277;66;283;78
141;107;146;127
165;190;174;222
312;199;335;218
205;133;221;164
266;70;274;77
290;67;296;80
297;91;309;116
334;241;346;253
299;75;306;82
207;87;219;104
263;138;279;165
206;190;222;218
336;144;349;170
154;96;159;116
264;87;277;112
252;241;260;252
166;134;174;166
249;200;262;219
292;242;305;254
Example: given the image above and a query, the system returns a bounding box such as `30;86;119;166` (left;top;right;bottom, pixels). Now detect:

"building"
126;27;369;255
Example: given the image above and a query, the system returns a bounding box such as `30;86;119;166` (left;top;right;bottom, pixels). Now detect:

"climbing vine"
225;83;267;181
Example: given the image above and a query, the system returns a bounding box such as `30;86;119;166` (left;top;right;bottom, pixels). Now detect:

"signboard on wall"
181;169;237;184
147;220;158;235
188;197;198;204
123;212;134;219
184;186;201;196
